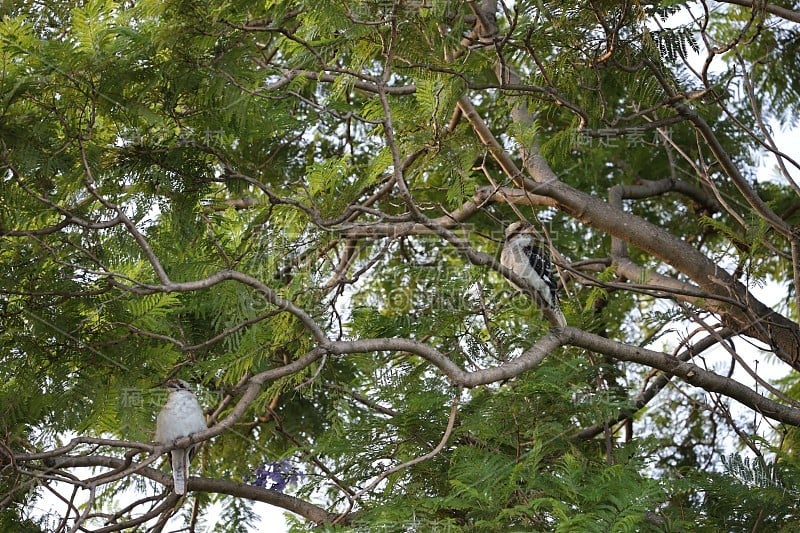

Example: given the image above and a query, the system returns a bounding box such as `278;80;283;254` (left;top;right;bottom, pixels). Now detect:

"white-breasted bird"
155;379;207;495
501;221;567;328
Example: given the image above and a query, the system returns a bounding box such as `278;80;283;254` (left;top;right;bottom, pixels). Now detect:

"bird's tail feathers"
171;449;188;495
545;306;568;329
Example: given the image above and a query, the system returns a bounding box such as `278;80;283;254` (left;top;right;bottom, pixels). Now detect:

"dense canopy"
2;0;800;530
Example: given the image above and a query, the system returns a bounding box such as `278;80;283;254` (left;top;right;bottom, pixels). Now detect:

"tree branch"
560;328;800;426
714;0;800;23
47;455;342;526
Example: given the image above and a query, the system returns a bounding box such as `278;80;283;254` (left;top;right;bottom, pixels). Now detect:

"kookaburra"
155;379;207;495
501;221;567;328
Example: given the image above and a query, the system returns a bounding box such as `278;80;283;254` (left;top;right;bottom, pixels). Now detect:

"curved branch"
113;269;328;344
560;328;800;426
570;329;734;440
351;392;460;501
12;436;154;462
324;331;800;426
612;178;722;217
526;169;800;368
715;0;800;24
92;493;179;533
48;455;342;526
457;53;800;368
14;324;800;532
340;185;555;238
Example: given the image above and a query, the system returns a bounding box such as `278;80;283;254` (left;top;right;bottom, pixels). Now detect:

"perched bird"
155;379;207;495
501;221;567;328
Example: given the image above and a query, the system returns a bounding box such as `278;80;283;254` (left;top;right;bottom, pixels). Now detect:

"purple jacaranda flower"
247;458;302;492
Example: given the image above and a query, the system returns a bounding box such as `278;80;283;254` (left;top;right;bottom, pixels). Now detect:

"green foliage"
711;5;800;125
2;0;800;531
647;25;700;63
679;452;800;531
721;453;782;489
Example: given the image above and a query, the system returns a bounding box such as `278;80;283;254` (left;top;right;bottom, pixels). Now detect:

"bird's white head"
166;379;193;393
505;221;535;240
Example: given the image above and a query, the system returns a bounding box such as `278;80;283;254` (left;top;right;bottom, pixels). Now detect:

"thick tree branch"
327;332;800;427
714;0;800;23
559;328;800;426
46;455;342;526
453;15;799;367
339;185;554;238
459;96;800;368
524;169;800;367
571;330;735;440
